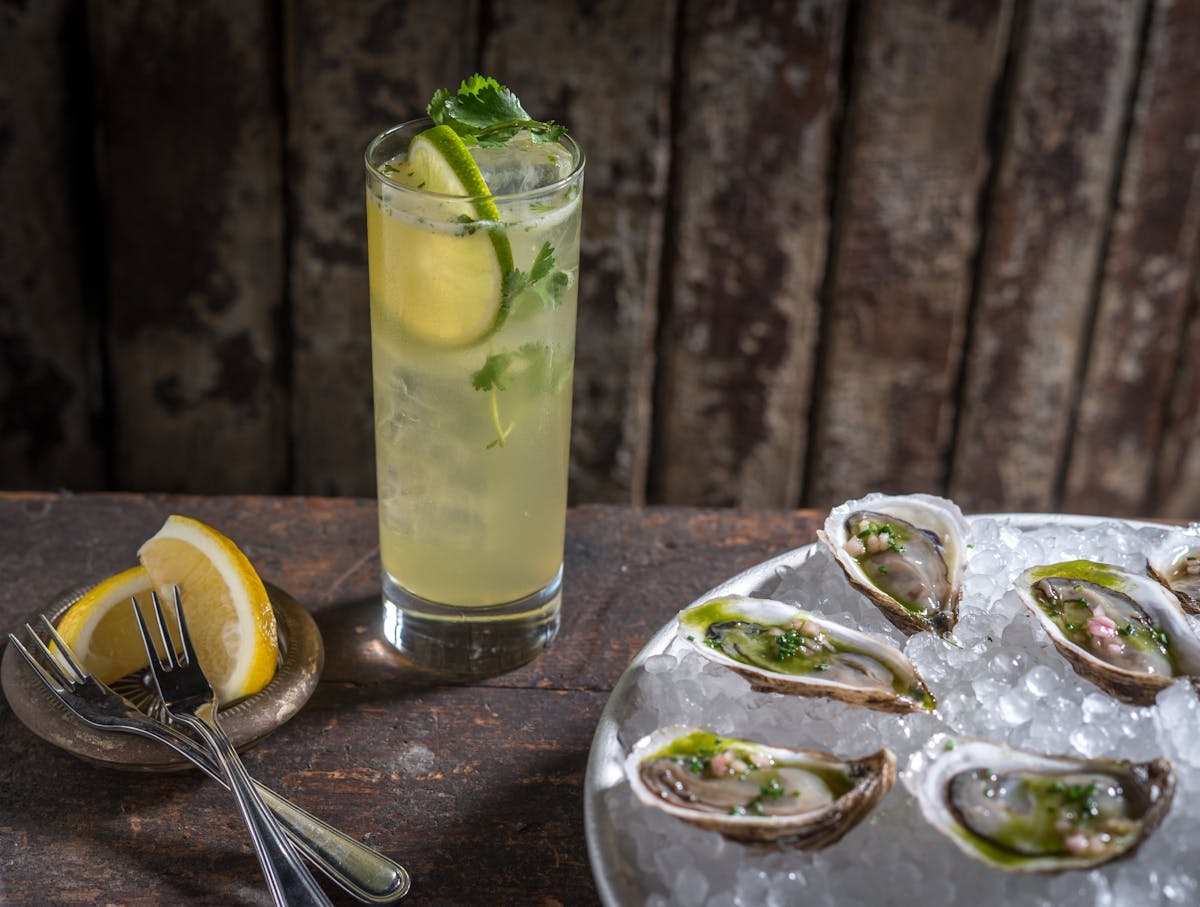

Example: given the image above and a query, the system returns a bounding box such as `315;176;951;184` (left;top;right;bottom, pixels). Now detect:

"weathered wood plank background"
3;0;1198;519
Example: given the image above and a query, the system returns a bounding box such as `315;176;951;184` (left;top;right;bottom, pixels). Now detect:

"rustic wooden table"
0;493;822;906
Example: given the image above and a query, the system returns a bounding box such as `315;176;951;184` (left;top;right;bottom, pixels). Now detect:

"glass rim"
364;116;585;204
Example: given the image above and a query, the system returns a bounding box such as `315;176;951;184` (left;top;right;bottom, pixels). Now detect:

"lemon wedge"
137;515;279;704
53;516;279;706
368;124;514;348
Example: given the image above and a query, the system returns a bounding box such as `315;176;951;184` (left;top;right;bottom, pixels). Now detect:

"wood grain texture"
285;0;479;496
0;679;606;906
0;0;104;490
483;0;677;504
651;0;846;507
0;493;823;698
7;2;1200;516
0;493;825;906
807;0;1013;508
92;0;287;493
949;0;1145;513
1062;0;1200;517
1153;271;1200;519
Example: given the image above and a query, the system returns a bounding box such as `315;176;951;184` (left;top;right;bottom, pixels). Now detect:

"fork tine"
169;585;196;667
26;620;83;685
148;589;178;669
131;592;168;670
7;631;67;691
20;623;64;672
156;587;183;667
37;614;88;683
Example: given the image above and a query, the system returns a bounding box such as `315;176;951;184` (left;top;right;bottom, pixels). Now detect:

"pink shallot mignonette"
709;748;754;777
1085;607;1126;658
914;736;1175;872
818;492;969;637
626;725;896;848
1015;560;1200;706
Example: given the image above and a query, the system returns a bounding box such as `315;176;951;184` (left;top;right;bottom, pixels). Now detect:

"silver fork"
133;587;334;907
7;618;410;904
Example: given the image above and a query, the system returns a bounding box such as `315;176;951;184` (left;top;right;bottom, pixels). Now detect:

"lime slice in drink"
372;124;514;348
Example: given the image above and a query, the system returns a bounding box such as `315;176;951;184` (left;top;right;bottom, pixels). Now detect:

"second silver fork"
134;587;334;907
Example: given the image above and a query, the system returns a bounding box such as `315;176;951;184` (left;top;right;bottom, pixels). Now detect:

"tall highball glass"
365;118;584;675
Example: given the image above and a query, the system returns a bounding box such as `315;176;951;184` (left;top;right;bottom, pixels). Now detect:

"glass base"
381;566;561;676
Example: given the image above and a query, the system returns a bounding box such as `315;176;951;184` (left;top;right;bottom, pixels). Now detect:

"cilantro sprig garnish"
470;241;574;450
429;74;567;147
503;242;572;317
471;346;529;450
471;338;573;449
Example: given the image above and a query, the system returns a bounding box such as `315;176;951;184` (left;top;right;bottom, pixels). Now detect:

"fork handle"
178;713;334;907
251;782;410;903
138;719;408;902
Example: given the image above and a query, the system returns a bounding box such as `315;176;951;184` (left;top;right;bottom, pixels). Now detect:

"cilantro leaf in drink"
471;351;518;449
502;242;574;319
529;242;556;284
526;244;576;309
470;340;574;449
471;342;558;396
471;352;513;392
429;74;567;146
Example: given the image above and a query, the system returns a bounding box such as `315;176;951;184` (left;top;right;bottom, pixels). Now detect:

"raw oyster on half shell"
913;737;1174;872
818;493;969;636
626;725;895;847
1015;560;1200;705
678;595;936;713
1146;530;1200;614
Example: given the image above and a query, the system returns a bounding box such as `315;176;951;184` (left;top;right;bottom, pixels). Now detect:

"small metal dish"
1;582;323;771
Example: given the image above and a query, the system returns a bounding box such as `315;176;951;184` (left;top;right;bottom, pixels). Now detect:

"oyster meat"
677;595;936;713
818;493;969;636
913;737;1175;872
626;725;895;847
1146;530;1200;614
1015;560;1200;705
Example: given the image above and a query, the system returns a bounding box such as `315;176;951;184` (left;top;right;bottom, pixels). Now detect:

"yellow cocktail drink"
364;82;583;673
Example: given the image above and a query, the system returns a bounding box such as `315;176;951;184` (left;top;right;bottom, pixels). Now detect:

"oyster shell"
913;737;1174;872
1146;530;1200;614
626;725;895;847
1015;560;1200;705
818;493;969;636
677;595;936;713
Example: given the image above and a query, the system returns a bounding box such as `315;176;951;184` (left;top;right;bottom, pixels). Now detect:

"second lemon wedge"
53;566;160;683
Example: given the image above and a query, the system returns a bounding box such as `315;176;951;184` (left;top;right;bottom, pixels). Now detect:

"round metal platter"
583;513;1161;906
